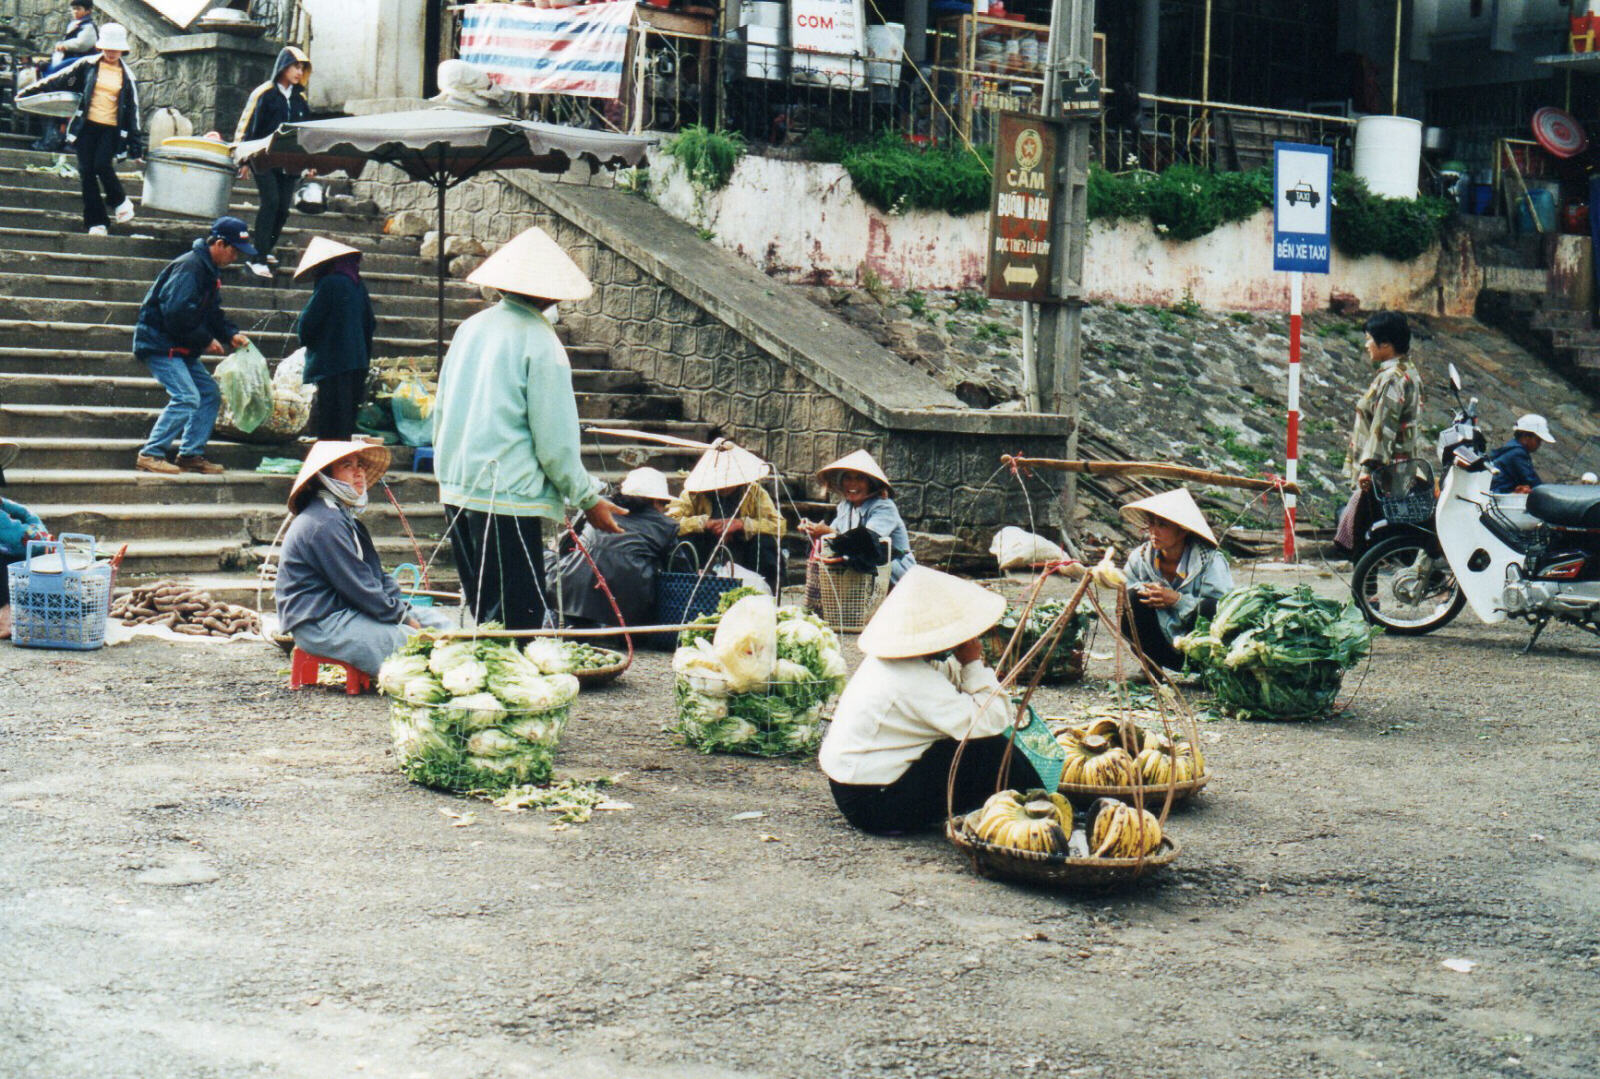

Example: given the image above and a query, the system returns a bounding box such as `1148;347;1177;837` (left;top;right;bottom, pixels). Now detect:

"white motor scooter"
1433;365;1600;652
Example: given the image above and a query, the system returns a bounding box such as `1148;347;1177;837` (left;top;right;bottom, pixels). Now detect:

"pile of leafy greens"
379;632;580;792
1176;584;1374;721
672;597;848;757
982;598;1093;685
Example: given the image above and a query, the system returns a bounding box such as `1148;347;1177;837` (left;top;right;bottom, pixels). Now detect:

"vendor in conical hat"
551;466;681;647
799;448;916;585
275;440;454;674
1119;487;1233;673
819;566;1042;835
432;226;625;630
294;236;374;440
666;438;784;593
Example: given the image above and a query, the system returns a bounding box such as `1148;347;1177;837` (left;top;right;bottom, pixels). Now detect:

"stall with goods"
982;597;1093;684
379;633;580;792
672;592;848;757
1176;584;1375;721
524;637;630;686
1047;704;1208;803
110;580;263;639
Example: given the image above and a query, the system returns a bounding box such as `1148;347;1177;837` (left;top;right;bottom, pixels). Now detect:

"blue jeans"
140;352;220;459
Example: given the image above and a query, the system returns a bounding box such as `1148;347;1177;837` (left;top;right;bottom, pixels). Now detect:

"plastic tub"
1515;188;1558;234
1353;115;1422;199
142;150;236;219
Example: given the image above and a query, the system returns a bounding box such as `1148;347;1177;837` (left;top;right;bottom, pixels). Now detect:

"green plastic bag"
215;342;272;434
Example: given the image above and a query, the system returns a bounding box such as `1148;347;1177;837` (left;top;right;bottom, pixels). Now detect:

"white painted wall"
302;0;427;110
651;154;1469;315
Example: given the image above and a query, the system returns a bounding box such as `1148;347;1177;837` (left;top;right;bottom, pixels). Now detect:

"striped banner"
459;2;635;99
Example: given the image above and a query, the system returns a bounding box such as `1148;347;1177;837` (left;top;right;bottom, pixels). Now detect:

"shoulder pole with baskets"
943;563;1188;888
804;536;890;633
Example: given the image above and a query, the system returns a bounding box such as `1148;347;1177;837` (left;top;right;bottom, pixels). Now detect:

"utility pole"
1035;0;1095;532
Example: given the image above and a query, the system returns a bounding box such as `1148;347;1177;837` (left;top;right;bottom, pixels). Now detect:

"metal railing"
494;24;1357;174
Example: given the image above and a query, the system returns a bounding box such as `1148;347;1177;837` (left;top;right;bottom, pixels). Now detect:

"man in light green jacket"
433;227;623;629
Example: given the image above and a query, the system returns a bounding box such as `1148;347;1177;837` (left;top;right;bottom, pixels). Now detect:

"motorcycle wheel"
1351;535;1466;635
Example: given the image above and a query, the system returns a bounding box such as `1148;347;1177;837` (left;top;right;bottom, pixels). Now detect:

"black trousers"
683;531;781;593
310;367;367;441
253;169;296;260
1121;595;1219;671
447;508;548;631
75;122;125;229
829;734;1044;835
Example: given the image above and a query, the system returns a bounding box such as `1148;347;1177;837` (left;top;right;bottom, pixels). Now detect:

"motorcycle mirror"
1448;363;1461;391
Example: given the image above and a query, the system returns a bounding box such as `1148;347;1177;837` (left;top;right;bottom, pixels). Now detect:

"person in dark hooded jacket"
234;45;313;278
132;216;255;475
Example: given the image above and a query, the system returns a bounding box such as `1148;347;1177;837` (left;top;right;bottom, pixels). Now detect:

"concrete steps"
0;145;709;585
0;179;389;236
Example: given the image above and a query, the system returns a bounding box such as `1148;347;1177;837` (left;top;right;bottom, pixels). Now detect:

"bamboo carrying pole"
434;623;708;640
1001;456;1301;496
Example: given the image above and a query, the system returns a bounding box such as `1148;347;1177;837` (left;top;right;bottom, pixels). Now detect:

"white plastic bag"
990;526;1068;571
712;594;777;693
714;559;772;594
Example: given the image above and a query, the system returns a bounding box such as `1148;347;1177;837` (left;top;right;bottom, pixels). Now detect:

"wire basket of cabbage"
1175;584;1375;721
671;594;849;757
379;634;581;792
982;598;1093;685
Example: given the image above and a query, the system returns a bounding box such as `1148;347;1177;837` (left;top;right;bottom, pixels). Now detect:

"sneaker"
135;453;180;475
176;454;225;475
245;260;274;279
87;225;108;237
113;199;136;224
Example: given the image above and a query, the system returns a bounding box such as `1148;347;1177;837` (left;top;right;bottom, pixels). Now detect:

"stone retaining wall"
354;165;1071;543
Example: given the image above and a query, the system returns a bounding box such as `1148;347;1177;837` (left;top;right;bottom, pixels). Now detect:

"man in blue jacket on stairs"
132;216;255;476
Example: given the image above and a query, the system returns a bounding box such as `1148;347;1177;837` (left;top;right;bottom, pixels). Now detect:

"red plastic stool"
290;647;372;695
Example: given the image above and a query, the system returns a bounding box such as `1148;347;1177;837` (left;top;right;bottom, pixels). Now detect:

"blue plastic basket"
654;543;745;627
7;533;111;651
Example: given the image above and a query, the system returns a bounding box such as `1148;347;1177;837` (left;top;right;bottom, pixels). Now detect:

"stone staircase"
0;133;710;599
1469;218;1600;393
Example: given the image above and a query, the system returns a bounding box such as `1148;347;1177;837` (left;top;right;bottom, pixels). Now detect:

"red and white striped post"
1284;271;1302;561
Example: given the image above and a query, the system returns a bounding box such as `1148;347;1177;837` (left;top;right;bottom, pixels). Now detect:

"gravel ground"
2;566;1597;1079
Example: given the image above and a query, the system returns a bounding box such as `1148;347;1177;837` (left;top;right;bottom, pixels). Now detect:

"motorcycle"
1352;363;1600;650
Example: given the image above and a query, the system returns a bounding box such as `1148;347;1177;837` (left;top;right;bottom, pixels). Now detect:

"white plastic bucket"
1353;115;1423;200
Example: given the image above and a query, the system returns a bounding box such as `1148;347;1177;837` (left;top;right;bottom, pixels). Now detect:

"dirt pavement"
3;566;1598;1079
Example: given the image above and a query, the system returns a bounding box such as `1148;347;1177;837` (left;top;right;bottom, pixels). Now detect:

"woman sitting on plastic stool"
275;440;453;674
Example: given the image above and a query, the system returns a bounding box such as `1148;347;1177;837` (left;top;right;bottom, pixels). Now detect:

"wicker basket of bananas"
947;790;1178;889
1049;711;1209;804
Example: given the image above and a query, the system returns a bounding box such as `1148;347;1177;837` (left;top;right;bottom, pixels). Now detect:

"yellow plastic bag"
391;374;435;448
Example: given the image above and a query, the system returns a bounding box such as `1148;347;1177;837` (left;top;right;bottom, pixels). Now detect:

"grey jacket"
554;505;680;627
275;494;409;633
1123;540;1233;640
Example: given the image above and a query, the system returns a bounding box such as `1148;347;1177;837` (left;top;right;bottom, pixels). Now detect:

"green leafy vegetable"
1176;584;1375;721
381;633;580;792
982;598;1092;685
671;604;847;757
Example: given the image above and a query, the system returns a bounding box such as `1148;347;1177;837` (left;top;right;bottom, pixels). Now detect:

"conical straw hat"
816;448;892;496
858;565;1006;659
467;226;593;302
682;438;770;494
1119;488;1218;547
287;440;391;512
293;236;361;279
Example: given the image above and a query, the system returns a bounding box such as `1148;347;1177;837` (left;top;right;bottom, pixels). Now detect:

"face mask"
318;472;369;513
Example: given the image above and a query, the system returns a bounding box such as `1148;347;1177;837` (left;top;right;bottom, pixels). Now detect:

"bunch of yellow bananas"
1058;730;1137;787
1135;734;1206;785
1089;797;1163;858
971;789;1074;855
